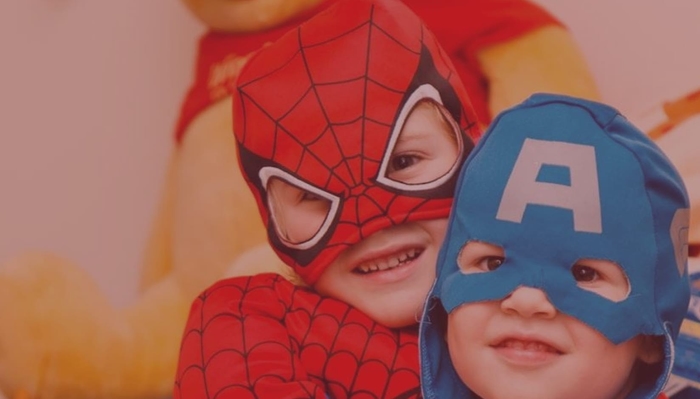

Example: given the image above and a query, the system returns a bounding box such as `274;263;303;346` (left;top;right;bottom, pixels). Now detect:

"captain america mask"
435;94;690;344
233;0;480;284
420;94;691;399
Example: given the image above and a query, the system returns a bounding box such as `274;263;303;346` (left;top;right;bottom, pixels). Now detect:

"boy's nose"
500;286;557;319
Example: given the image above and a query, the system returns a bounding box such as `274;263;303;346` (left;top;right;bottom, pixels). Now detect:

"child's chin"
362;292;425;328
371;308;419;328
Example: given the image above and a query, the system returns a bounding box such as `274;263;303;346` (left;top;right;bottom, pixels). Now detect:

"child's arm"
174;273;421;399
174;274;326;398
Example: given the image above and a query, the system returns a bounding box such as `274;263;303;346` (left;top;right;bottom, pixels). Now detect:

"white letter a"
496;138;602;233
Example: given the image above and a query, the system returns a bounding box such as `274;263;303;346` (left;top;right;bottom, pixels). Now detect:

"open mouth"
352;247;424;274
492;338;562;355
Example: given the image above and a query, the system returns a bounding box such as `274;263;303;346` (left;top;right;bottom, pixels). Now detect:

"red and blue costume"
174;0;557;398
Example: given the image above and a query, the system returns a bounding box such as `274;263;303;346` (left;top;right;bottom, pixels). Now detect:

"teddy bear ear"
181;0;327;33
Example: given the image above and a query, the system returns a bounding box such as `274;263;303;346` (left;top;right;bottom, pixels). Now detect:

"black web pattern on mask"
174;274;422;399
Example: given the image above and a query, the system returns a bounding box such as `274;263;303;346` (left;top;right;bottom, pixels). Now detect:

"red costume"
173;0;561;144
232;0;480;283
176;0;477;397
174;0;561;398
176;274;421;398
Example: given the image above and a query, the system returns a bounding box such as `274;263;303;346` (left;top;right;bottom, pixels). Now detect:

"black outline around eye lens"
259;166;340;250
376;84;464;191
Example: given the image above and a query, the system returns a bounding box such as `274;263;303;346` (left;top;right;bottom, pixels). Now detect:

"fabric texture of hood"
420;93;691;399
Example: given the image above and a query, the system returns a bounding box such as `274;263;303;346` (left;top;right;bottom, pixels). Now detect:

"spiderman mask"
234;0;480;284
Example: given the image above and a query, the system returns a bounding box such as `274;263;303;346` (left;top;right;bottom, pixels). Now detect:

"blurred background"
0;1;699;398
0;1;202;306
1;0;698;307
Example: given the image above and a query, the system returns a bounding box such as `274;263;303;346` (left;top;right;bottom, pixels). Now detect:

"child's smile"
446;287;651;399
315;219;446;327
353;247;422;274
489;333;565;367
351;242;425;284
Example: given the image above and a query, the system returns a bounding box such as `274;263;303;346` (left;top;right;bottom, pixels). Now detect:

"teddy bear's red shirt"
173;0;562;144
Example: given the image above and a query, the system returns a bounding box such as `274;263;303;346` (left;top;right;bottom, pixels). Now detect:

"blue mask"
420;94;690;399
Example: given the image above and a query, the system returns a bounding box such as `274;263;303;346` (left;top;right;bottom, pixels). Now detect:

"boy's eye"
377;99;462;187
389;154;419;172
570;259;630;302
571;264;599;282
481;256;504;271
265;175;336;246
457;241;505;274
300;191;323;202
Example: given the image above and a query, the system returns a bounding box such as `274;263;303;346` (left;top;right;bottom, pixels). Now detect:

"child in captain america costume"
174;0;482;398
419;94;691;399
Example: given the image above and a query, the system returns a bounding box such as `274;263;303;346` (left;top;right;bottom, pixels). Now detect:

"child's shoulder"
199;273;312;304
186;273;322;324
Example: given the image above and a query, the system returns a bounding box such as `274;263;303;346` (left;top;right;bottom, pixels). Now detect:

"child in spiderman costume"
419;94;690;399
174;0;482;397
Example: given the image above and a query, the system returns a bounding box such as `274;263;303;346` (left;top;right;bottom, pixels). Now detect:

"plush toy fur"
0;1;602;398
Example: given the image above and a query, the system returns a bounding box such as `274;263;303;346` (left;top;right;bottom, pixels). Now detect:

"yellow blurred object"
13;391;31;399
648;88;700;140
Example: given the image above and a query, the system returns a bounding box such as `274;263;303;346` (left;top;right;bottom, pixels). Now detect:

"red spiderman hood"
233;0;481;284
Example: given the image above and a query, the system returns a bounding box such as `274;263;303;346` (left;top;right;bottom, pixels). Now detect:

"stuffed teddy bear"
0;1;599;398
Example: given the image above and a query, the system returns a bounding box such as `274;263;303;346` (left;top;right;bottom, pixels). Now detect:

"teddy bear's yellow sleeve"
478;25;601;118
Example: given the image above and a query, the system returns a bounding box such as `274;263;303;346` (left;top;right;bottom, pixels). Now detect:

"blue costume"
420;94;691;399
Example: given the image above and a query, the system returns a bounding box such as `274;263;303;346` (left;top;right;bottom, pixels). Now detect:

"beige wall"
0;1;202;306
535;0;700;120
1;0;698;307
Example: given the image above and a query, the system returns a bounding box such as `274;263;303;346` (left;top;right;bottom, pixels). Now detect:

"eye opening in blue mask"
456;240;631;303
457;240;506;275
570;258;631;302
420;93;691;399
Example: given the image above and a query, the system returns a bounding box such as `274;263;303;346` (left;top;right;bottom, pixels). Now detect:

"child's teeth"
356;248;421;274
529;342;557;353
503;339;556;353
506;340;525;350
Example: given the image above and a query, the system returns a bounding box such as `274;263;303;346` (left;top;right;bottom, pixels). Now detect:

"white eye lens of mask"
377;84;463;190
260;167;340;249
